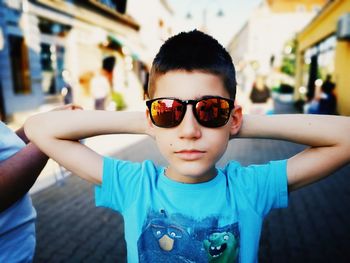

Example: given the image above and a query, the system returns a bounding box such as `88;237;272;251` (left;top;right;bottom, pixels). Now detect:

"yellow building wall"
298;0;350;51
297;0;350;116
334;41;350;116
267;0;327;13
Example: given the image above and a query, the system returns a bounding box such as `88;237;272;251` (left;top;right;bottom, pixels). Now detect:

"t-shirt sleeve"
229;159;288;217
95;157;143;213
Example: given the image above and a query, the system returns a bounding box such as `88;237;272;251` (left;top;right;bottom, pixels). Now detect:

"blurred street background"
1;0;350;262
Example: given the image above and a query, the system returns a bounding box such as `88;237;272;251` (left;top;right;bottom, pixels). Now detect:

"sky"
167;0;262;46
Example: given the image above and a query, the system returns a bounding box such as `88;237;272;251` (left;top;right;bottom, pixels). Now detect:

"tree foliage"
281;38;297;77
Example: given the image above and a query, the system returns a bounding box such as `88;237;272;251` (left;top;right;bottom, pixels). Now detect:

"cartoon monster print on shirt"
203;231;239;262
137;209;239;262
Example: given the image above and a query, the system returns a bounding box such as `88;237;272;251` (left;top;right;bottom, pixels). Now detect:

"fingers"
70;104;83;110
51;104;83;111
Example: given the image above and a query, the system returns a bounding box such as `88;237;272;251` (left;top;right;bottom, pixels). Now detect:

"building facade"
296;0;350;116
226;0;327;95
0;0;147;121
126;0;175;83
266;0;326;13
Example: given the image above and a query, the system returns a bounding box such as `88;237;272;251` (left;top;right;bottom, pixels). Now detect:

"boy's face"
146;70;242;184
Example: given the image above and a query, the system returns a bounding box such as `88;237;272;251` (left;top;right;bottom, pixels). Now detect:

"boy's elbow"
338;117;350;159
24;114;46;142
342;118;350;145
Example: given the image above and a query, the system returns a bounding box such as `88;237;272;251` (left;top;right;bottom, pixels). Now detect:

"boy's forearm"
239;114;350;148
25;110;148;141
0;144;48;212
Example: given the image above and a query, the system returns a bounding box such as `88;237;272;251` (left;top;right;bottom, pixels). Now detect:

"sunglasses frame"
146;96;235;128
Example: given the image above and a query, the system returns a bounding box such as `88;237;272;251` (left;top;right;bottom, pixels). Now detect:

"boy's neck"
165;166;218;184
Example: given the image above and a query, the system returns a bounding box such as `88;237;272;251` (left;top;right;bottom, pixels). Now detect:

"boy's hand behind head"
19;104;83;144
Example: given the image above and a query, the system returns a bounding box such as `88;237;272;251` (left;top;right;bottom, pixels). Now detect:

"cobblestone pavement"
32;137;350;263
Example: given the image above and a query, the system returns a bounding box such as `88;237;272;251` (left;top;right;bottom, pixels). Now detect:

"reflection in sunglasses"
147;97;234;128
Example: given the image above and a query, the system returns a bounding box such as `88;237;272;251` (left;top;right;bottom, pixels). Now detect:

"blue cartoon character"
150;220;185;252
203;231;239;262
138;209;206;262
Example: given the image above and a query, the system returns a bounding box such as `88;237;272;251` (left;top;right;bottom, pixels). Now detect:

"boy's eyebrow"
196;95;231;100
151;95;227;100
201;95;218;99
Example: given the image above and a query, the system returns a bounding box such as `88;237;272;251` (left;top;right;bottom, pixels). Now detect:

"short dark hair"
148;30;236;99
102;56;116;73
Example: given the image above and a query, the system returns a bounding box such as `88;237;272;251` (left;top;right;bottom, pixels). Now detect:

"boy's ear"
145;109;155;138
229;104;243;137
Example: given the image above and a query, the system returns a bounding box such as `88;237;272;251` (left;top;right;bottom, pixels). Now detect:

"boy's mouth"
174;149;206;160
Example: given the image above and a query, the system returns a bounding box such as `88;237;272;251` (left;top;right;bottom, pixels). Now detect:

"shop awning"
107;34;146;61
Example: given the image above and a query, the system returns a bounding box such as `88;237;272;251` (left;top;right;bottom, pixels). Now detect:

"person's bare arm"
0;144;48;212
238;114;350;191
24;110;149;185
0;104;81;212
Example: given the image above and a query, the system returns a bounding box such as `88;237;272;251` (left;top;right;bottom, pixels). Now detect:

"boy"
25;30;350;262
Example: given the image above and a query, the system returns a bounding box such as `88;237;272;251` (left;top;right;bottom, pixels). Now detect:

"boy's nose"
177;105;202;139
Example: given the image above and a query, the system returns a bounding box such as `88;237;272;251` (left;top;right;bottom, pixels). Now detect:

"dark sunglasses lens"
196;98;231;127
150;99;184;127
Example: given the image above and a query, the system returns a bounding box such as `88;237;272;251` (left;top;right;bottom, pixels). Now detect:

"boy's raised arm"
24;110;149;184
238;114;350;191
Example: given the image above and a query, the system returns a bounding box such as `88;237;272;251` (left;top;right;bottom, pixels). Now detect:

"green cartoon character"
203;231;239;262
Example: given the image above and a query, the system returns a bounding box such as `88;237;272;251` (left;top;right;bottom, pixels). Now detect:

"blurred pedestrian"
141;63;150;99
307;75;337;115
90;56;116;110
61;70;74;105
319;74;337;115
249;78;270;104
249;76;272;114
0;104;80;262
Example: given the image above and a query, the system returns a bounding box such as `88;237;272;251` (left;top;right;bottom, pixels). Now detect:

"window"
96;0;127;13
99;0;116;9
38;18;69;96
38;17;71;37
302;35;336;100
8;35;31;94
40;44;65;95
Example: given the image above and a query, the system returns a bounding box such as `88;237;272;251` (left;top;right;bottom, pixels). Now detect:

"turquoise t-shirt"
0;121;36;262
95;157;288;263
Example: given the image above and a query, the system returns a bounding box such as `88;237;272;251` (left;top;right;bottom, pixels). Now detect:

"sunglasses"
146;96;234;128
